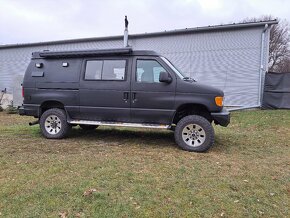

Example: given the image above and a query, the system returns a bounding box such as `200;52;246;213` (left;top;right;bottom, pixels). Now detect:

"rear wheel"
174;115;214;152
79;124;98;130
40;108;71;139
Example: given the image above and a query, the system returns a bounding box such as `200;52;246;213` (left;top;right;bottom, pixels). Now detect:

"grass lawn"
0;110;289;217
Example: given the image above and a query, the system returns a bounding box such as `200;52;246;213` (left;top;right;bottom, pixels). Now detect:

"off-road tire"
174;115;214;152
40;108;71;139
79;124;99;130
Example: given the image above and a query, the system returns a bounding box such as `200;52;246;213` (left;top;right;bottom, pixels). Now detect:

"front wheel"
39;108;71;139
174;115;214;152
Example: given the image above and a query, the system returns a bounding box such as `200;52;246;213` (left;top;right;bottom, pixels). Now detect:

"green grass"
0;110;289;217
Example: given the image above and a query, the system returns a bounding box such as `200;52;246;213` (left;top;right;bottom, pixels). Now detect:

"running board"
68;120;171;129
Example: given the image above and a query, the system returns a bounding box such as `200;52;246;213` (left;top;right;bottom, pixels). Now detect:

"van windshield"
161;57;186;79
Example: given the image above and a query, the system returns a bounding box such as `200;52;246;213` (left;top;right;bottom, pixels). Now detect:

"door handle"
123;92;129;102
132;92;137;103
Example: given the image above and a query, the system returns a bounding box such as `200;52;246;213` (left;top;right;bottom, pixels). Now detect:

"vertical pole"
258;24;268;106
124;29;128;47
124;16;129;47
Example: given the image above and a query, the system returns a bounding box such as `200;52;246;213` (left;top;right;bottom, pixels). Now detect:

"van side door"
79;56;132;122
130;56;176;124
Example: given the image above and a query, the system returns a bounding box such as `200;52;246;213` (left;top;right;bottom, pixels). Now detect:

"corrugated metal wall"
0;26;269;107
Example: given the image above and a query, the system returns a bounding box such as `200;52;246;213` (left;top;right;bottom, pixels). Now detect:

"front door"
130;57;176;124
79;57;132;122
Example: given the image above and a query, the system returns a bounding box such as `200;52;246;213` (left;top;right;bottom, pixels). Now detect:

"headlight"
215;96;223;107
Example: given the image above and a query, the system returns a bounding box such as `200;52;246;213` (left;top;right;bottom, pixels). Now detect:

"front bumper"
211;108;230;127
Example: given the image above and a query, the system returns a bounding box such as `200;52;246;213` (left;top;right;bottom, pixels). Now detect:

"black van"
19;48;230;152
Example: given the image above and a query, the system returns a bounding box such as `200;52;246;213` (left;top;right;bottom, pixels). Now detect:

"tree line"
242;15;290;73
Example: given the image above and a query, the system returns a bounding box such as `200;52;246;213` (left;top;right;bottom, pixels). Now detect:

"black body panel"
175;80;224;112
22;57;81;119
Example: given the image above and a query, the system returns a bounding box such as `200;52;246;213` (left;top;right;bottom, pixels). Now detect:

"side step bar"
68;120;171;129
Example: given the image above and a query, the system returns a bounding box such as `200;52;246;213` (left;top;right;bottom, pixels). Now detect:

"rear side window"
85;60;126;81
85;61;103;80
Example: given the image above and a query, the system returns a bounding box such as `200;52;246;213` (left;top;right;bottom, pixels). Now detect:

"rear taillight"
22;86;24;98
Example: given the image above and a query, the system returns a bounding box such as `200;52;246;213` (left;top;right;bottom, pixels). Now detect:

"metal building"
0;20;277;108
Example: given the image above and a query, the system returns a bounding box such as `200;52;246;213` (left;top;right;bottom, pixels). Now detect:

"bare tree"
275;57;290;72
242;15;290;72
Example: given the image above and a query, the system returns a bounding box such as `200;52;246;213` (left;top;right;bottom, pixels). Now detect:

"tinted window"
102;60;126;80
85;60;126;81
85;61;103;80
136;60;167;83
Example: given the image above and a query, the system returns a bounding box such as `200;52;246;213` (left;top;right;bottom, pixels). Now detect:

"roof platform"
32;47;159;59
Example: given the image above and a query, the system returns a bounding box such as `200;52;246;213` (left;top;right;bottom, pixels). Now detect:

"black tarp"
262;72;290;109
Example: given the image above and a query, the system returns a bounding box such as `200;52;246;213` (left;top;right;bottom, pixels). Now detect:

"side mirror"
159;72;172;83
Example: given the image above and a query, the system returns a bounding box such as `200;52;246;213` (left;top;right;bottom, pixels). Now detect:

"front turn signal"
215;96;223;107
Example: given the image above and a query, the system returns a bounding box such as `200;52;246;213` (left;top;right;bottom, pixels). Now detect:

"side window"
102;60;126;80
85;60;126;81
85;61;103;80
136;60;167;83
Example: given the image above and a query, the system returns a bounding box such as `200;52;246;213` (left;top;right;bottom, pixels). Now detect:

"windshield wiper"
183;77;196;82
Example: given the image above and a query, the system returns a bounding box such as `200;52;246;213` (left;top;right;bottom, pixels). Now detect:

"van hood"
176;80;224;96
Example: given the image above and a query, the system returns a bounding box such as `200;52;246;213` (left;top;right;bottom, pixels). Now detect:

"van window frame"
134;58;172;83
83;58;128;82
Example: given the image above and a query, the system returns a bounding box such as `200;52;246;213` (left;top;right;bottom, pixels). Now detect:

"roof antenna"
124;16;129;47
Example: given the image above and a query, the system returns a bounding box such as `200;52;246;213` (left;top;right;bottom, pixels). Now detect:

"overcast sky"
0;0;289;45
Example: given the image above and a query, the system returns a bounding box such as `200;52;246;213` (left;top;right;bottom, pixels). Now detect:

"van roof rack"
31;47;159;58
37;47;133;58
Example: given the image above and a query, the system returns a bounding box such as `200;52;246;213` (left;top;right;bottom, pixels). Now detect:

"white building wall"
0;27;268;107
